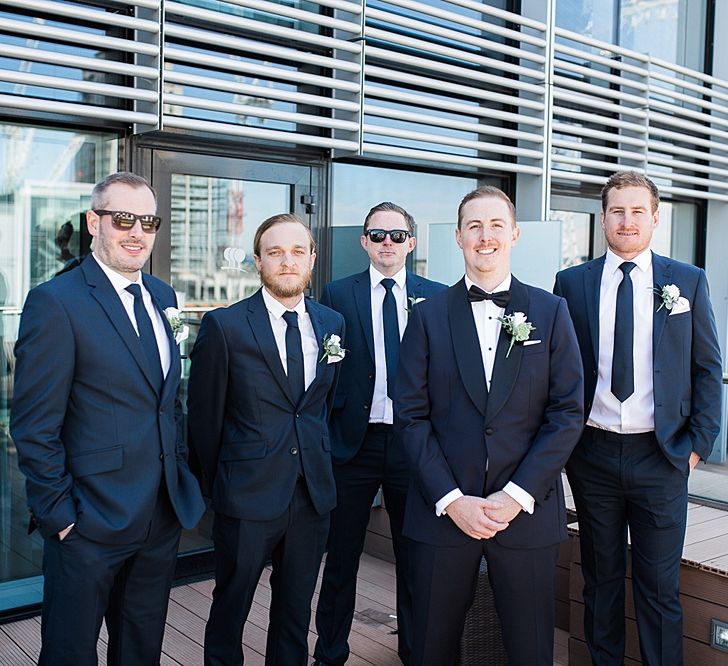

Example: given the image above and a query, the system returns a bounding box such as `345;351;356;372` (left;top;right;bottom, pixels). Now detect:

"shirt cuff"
503;482;534;514
435;489;464;516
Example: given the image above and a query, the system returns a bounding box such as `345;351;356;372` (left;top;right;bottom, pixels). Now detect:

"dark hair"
601;171;660;213
253;213;316;257
457;186;516;229
363;202;415;234
91;171;156;210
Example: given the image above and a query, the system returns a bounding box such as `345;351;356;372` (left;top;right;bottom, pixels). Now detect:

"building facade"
1;0;727;618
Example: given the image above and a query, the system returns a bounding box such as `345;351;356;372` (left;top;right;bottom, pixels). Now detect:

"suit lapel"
486;277;530;422
448;279;487;416
143;276;179;401
584;256;605;366
247;289;295;405
353;271;375;364
405;271;421;307
652;252;672;352
299;299;331;408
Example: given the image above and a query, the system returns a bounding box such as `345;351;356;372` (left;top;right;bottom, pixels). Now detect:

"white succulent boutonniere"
406;296;426;313
320;333;346;364
164;307;190;345
653;283;680;312
498;312;535;358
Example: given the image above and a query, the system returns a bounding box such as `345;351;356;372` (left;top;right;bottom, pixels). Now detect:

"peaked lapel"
143;275;180;403
584;256;605;366
651;252;672;352
448;279;487;416
486;277;530;422
246;289;296;406
352;270;375;363
82;257;160;395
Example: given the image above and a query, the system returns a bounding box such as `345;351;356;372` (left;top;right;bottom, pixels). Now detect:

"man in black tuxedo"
187;213;345;666
10;172;205;665
395;186;584;666
313;202;446;665
554;171;722;665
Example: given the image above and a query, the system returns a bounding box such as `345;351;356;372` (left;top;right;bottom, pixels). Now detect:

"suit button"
485;427;494;435
364;404;369;410
290;447;298;455
296;413;300;418
368;374;374;380
159;453;164;460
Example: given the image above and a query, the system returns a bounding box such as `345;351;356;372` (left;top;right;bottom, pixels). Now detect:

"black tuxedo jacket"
554;251;723;468
10;256;205;543
320;269;446;464
187;289;345;520
394;277;584;548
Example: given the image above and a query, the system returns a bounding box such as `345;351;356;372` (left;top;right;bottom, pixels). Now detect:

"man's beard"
260;267;311;299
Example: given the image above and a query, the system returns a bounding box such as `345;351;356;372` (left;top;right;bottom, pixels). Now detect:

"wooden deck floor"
0;552;569;665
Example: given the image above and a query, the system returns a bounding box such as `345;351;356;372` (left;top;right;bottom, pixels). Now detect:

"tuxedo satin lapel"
448;280;487;416
353;271;375;363
652;252;672;352
486;278;529;422
247;290;295;405
584;257;605;366
82;258;158;392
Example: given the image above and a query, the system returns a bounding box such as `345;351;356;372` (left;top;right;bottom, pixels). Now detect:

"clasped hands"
446;491;522;540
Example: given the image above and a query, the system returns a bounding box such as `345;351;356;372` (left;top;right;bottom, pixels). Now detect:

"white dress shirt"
92;253;171;378
261;287;318;390
436;274;535;517
588;248;655;433
369;264;408;424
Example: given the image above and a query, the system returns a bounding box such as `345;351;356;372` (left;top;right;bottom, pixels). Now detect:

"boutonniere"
319;333;346;364
498;312;535;358
164;307;190;345
406;296;426;313
652;283;680;312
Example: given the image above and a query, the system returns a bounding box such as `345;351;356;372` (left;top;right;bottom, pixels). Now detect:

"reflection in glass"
550;210;591;268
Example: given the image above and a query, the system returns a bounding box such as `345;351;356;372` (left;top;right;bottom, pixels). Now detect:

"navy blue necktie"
283;310;305;403
611;261;636;402
381;278;400;399
125;284;163;393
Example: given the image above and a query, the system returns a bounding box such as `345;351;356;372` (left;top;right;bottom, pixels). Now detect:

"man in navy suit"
395;186;584;666
10;172;205;665
313;202;446;665
554;171;722;665
187;213;345;666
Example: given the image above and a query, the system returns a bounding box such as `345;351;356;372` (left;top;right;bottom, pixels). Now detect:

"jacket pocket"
68;445;123;478
220;440;268;461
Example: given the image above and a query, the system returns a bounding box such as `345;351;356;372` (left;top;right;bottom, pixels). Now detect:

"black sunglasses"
94;210;162;234
366;229;411;243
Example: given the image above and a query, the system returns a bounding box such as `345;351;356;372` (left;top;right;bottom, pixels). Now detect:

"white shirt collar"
261;286;306;320
464;273;512;293
370;264;407;290
92;252;143;294
605;247;652;275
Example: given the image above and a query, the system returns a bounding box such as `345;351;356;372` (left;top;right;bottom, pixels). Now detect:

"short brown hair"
91;171;156;210
363;202;415;234
457;186;516;229
601;171;660;213
253;213;316;257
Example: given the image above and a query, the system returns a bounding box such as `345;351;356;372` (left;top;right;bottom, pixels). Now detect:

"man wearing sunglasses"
313;202;446;666
11;171;205;665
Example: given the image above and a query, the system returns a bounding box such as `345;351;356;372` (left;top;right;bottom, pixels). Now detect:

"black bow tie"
467;285;510;308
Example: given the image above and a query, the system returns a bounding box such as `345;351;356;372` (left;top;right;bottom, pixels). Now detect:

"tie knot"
125;284;142;300
381;278;395;293
282;310;299;328
620;261;636;276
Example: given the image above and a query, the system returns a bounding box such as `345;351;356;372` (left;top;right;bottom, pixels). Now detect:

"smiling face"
456;195;519;290
361;210;416;277
601;185;659;260
87;182;157;279
254;221;316;306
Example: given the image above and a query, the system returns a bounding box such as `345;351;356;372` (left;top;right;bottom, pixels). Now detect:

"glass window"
0;124;119;614
555;0;617;43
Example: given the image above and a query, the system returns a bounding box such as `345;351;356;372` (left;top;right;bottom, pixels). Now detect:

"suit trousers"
314;424;413;665
39;484;181;666
566;426;688;666
204;478;330;666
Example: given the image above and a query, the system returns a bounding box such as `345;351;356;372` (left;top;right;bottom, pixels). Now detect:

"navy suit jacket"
554;251;723;469
394;277;584;549
320;269;446;464
187;289;345;520
10;256;205;543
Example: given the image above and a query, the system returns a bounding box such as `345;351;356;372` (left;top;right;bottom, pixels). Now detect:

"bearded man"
187;213;345;666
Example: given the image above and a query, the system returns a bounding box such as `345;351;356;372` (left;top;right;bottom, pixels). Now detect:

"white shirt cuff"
503;482;534;514
435;489;464;516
